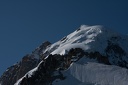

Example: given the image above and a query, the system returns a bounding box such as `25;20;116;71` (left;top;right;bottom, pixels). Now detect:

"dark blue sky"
0;0;128;75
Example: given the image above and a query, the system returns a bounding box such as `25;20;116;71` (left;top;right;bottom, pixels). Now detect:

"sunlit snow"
15;25;128;85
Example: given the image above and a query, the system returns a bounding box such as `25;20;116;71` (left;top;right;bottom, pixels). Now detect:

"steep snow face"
53;57;128;85
44;25;128;56
71;60;128;85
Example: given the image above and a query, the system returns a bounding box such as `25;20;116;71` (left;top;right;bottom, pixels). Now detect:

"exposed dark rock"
17;48;112;85
1;26;128;85
0;54;39;85
38;41;51;54
20;54;66;85
76;27;81;31
60;36;67;42
0;41;51;85
105;40;128;68
17;48;85;85
87;52;110;65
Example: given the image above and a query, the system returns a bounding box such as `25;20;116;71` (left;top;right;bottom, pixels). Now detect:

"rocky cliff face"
14;46;128;85
0;41;51;85
0;54;39;85
1;25;128;85
16;48;85;85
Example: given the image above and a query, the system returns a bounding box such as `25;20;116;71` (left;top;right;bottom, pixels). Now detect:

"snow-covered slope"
53;57;128;85
43;25;128;67
3;25;128;85
45;25;128;55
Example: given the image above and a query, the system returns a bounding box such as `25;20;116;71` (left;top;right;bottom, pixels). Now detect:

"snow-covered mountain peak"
1;25;128;85
75;25;120;40
79;25;104;31
68;25;103;40
44;25;127;56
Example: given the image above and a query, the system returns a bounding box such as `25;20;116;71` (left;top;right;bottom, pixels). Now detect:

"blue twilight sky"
0;0;128;75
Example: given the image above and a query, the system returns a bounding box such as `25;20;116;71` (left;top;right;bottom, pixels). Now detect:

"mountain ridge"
1;25;128;85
